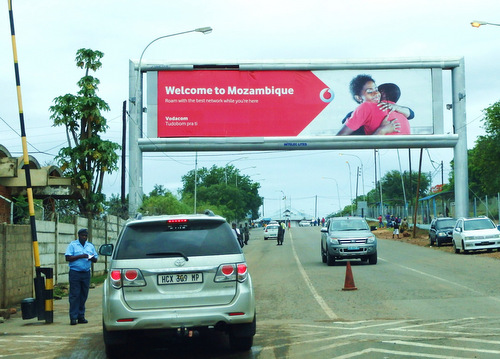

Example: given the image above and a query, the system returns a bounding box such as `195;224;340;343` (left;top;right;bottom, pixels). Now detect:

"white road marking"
332;348;469;359
384;339;500;354
289;231;338;319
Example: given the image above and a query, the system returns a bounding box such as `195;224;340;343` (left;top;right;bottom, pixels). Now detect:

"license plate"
347;246;360;251
158;273;203;285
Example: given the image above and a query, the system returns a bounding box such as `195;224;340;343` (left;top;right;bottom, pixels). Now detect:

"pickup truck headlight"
366;234;376;243
329;237;339;245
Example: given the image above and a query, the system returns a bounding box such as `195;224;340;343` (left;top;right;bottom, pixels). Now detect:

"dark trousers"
69;270;90;320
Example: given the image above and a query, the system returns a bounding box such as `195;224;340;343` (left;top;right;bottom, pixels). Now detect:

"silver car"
99;212;256;358
321;217;377;265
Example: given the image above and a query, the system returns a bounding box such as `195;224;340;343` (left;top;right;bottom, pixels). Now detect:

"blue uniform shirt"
65;239;98;272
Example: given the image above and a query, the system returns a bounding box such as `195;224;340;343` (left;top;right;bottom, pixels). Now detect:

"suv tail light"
215;263;248;283
109;269;146;289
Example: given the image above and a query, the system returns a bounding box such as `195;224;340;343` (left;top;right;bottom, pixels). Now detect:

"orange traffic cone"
342;261;357;291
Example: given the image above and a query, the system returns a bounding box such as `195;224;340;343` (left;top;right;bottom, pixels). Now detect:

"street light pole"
322;177;341;213
194;152;198;214
225;157;248;185
236;166;257;187
346;161;353;216
471;20;500;28
339;153;364;197
128;27;212;217
280;190;286;220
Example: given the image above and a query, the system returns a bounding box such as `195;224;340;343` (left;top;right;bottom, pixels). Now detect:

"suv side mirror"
99;243;114;256
321;227;328;233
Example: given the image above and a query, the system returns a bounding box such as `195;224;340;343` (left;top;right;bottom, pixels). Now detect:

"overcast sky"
1;0;499;218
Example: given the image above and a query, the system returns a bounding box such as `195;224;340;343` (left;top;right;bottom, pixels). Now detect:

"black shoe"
70;319;77;325
78;318;88;324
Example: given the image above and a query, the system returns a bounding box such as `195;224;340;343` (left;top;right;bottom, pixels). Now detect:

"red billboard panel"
157;70;332;137
153;68;434;138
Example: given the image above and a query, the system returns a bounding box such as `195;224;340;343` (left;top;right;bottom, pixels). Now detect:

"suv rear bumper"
102;280;256;332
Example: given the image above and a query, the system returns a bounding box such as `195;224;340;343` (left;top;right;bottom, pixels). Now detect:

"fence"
0;215;126;308
365;193;500;224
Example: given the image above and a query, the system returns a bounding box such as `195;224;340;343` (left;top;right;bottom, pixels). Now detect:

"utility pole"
121;101;126;209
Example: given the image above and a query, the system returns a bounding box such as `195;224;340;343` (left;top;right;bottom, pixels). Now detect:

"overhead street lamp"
225;157;248;184
132;27;213;106
322;177;342;213
339;153;364;196
471;20;500;28
346;161;353;216
128;27;212;217
236;168;259;187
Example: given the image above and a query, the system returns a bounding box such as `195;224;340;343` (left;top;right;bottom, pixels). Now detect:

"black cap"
78;228;88;235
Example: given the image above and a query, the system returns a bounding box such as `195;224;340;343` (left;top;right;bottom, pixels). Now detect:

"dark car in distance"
429;217;457;247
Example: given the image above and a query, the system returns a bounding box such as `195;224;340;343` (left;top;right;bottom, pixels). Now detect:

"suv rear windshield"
115;220;241;259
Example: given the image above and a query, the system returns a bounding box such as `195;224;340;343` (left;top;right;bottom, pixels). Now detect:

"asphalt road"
2;226;500;358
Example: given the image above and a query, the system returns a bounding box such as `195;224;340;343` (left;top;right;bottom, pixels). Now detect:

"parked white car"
452;216;500;254
264;223;279;240
299;220;311;227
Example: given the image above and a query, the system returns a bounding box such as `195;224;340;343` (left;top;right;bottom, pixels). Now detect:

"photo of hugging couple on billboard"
337;74;413;136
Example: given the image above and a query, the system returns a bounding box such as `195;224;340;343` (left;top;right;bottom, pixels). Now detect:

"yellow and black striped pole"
8;0;53;323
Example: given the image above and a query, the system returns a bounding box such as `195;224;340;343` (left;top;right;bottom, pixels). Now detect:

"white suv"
99;212;256;358
452;216;500;254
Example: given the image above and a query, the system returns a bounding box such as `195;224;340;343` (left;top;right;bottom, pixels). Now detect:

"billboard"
148;68;435;138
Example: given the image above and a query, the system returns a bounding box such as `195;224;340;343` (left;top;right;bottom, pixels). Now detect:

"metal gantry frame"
128;58;468;219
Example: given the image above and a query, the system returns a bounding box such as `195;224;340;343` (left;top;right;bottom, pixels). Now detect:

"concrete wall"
0;215;126;308
0;224;32;308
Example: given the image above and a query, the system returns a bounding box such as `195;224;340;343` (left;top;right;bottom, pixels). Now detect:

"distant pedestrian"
243;223;250;245
378;215;383;228
65;228;98;326
232;223;244;247
277;221;285;245
392;221;400;239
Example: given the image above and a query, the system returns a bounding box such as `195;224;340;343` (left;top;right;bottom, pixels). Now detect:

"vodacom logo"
319;88;334;103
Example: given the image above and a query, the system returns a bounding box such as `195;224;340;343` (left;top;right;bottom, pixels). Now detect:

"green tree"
181;165;262;221
13;195;29;224
105;193;128;219
140;186;191;215
447;100;500;197
368;170;430;208
49;49;120;217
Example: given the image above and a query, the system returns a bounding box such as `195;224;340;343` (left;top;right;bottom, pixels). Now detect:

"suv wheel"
326;251;335;266
230;335;254;351
229;315;255;351
103;324;127;358
453;240;460;254
321;246;327;263
368;253;377;265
